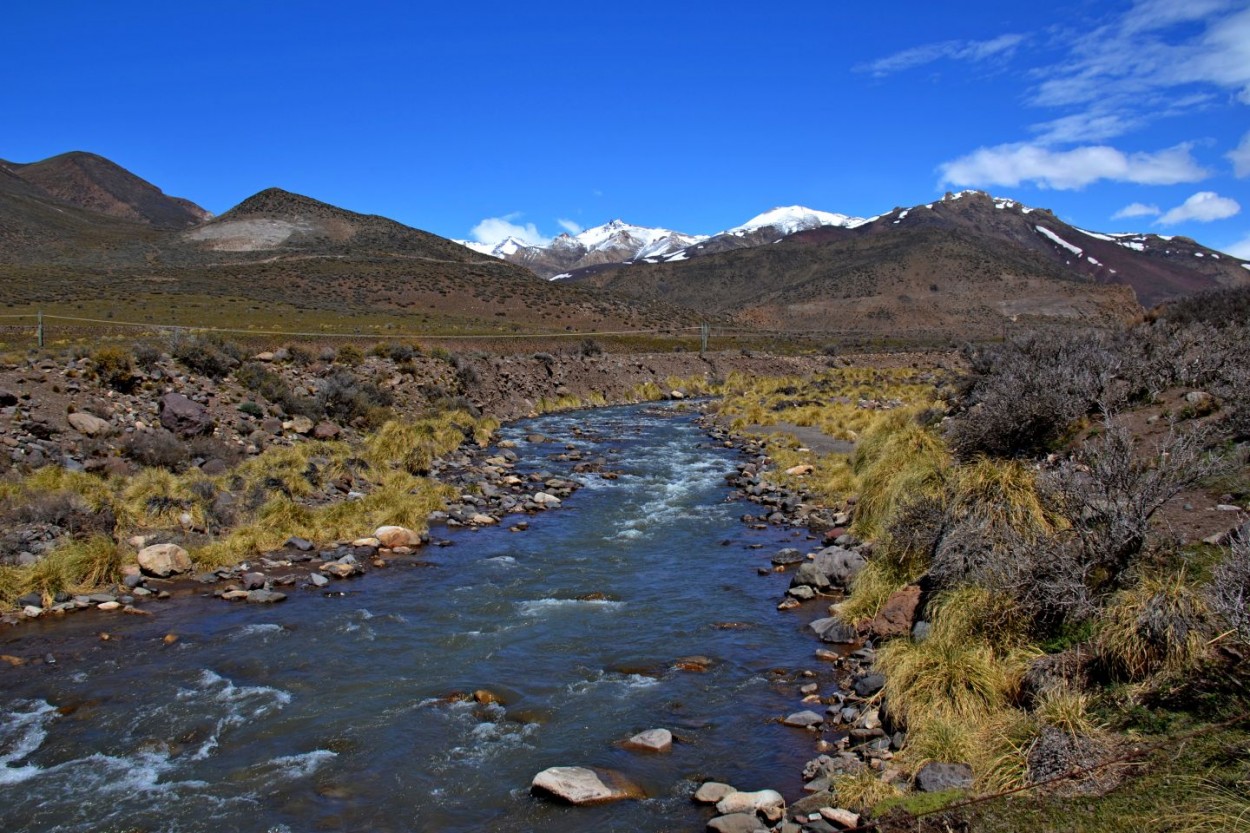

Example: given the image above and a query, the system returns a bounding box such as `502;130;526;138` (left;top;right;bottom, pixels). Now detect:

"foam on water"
176;670;293;759
517;598;625;616
0;700;58;785
251;749;337;781
564;670;660;697
230;623;286;640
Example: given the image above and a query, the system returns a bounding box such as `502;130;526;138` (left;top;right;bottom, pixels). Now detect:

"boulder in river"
809;616;858;644
693;781;736;804
714;789;785;818
623;728;672;753
707;813;770;833
137;543;192;578
531;766;645;805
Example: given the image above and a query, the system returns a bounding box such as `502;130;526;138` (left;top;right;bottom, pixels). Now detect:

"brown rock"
159;393;214;437
869;585;922;639
313;421;341;440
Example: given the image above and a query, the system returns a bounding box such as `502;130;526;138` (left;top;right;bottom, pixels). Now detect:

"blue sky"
4;0;1249;256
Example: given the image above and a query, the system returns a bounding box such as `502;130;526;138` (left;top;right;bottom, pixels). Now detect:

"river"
1;402;829;832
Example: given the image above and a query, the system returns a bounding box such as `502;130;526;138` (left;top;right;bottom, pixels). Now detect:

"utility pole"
36;310;43;349
700;322;709;356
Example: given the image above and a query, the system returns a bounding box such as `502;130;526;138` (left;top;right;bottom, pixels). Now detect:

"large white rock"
623;728;672;753
531;766;644;805
68;412;111;437
715;789;785;818
693;781;736;804
374;526;421;548
136;543;192;578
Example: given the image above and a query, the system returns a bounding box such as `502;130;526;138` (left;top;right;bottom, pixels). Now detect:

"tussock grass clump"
1158;777;1250;833
1033;682;1099;739
829;769;903;812
879;587;1033;729
1096;572;1215;680
851;408;950;539
901;709;1038;793
879;635;1027;726
1;536;126;606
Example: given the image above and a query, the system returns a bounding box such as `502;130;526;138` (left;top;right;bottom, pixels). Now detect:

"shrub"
238;401;264;418
579;338;603;357
235;361;321;418
172;333;243;379
132;342;163;372
1206;535;1250;646
385;342;419;362
91;346;137;392
336;344;364;366
122;429;190;471
285;343;314;366
317;370;393;427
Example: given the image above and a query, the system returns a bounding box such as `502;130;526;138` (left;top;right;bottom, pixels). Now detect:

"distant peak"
726;205;866;236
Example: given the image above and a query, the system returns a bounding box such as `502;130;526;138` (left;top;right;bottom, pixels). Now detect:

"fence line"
0;312;706;341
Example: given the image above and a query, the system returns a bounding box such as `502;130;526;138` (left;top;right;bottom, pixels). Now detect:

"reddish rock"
869;585;922;639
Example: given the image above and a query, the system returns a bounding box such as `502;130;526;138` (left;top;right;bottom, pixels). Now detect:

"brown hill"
5;151;209;229
180;187;480;263
0;158;691;337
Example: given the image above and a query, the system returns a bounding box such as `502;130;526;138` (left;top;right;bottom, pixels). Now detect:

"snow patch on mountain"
1036;226;1083;256
724;206;868;236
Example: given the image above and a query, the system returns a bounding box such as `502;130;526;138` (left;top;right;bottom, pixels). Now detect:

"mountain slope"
0;157;693;336
566;191;1250;340
181;187;482;262
5;151;210;229
791;191;1250;307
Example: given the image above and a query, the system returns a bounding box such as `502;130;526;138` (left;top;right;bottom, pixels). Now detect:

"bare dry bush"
1208;534;1250;645
947;332;1118;458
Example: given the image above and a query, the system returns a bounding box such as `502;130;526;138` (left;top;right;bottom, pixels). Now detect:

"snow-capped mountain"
724;205;868;237
457;206;858;278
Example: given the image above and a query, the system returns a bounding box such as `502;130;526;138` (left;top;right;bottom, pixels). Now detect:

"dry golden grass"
829;769;904;811
0;408;493;594
1158;778;1250;832
1096;572;1215;680
851;409;951;540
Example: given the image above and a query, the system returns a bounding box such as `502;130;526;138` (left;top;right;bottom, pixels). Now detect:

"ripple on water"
516;598;625;616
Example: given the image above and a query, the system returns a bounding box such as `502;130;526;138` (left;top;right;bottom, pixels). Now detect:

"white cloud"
1157;191;1241;224
1113;202;1161;219
1229;131;1250;177
1223;232;1250;258
556;218;582;234
858;33;1024;77
469;213;550;247
938;142;1208;190
1032;3;1250;115
1028;113;1140;145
